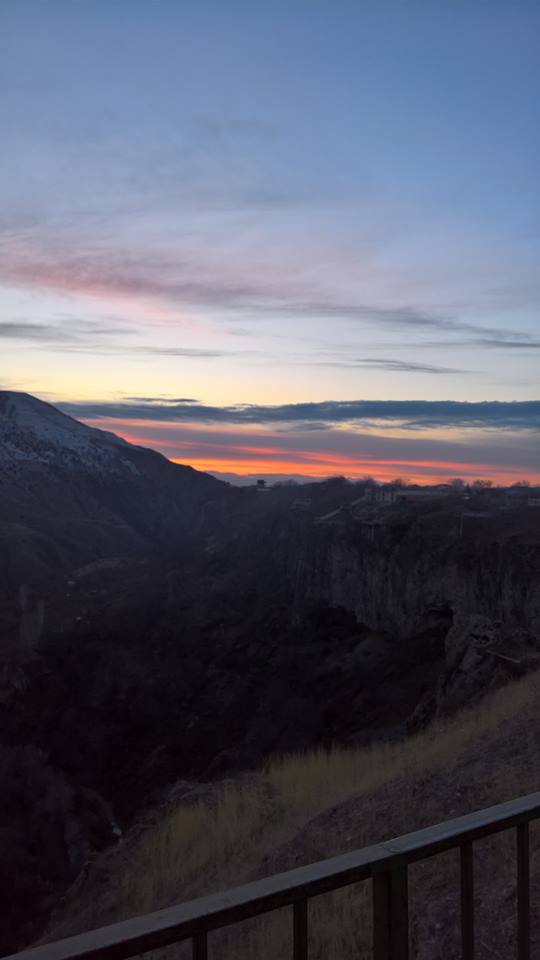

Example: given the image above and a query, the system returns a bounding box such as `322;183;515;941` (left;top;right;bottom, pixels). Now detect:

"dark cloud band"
59;398;540;431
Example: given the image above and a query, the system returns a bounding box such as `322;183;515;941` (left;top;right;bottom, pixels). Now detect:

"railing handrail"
6;790;540;960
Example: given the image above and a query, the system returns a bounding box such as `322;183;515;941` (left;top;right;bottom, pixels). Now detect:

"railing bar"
460;841;474;960
293;899;308;959
517;823;530;960
7;793;540;960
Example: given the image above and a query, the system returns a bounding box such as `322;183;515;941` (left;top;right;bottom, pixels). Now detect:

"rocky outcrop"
438;614;540;713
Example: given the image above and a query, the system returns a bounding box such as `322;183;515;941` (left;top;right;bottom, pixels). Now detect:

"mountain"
0;391;133;471
0;391;225;588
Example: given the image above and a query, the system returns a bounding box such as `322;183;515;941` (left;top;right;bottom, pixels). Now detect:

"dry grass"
266;668;539;817
46;669;540;959
119;784;267;916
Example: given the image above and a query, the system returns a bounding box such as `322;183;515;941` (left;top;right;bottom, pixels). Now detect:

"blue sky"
1;1;539;480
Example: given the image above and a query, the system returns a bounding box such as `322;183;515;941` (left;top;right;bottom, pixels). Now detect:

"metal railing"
6;791;539;960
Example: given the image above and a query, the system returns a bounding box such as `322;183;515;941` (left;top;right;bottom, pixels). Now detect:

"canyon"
1;392;539;954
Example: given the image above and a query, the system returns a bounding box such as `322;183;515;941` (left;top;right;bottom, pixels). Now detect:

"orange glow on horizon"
82;419;540;486
170;456;538;485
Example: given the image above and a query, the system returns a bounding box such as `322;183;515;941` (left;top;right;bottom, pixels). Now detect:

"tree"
472;479;492;490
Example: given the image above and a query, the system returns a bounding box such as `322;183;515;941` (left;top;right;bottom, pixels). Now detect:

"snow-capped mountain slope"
0;392;135;474
0;392;225;585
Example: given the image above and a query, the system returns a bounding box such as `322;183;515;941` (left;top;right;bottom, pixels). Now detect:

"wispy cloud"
0;321;71;342
124;395;199;403
1;317;467;371
471;337;540;350
1;234;536;351
0;318;262;360
402;337;540;351
0;318;130;343
257;301;521;340
59;344;248;359
305;358;467;374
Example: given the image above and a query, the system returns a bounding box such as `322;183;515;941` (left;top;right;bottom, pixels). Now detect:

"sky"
1;0;539;483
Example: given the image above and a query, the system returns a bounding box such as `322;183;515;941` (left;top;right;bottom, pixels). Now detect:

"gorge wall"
287;516;540;638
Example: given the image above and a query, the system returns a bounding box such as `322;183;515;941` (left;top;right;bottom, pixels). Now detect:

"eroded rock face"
281;518;540;729
287;522;540;639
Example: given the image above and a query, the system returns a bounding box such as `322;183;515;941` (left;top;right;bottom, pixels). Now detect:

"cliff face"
287;519;540;639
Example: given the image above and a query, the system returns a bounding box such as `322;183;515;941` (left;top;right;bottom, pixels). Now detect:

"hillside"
41;669;540;960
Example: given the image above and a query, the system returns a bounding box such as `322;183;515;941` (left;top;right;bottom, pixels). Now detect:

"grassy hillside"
44;671;540;959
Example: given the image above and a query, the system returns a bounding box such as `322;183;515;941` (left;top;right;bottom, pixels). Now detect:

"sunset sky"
1;1;539;482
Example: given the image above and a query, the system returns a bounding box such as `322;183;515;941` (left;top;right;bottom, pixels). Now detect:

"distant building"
365;487;398;504
256;479;267;489
291;498;312;511
398;488;451;501
507;484;532;497
528;498;540;507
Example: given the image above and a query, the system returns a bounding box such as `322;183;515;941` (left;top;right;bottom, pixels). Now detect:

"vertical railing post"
293;899;308;959
517;823;530;960
373;871;391;960
390;866;409;960
192;931;208;960
460;841;474;959
373;866;409;960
